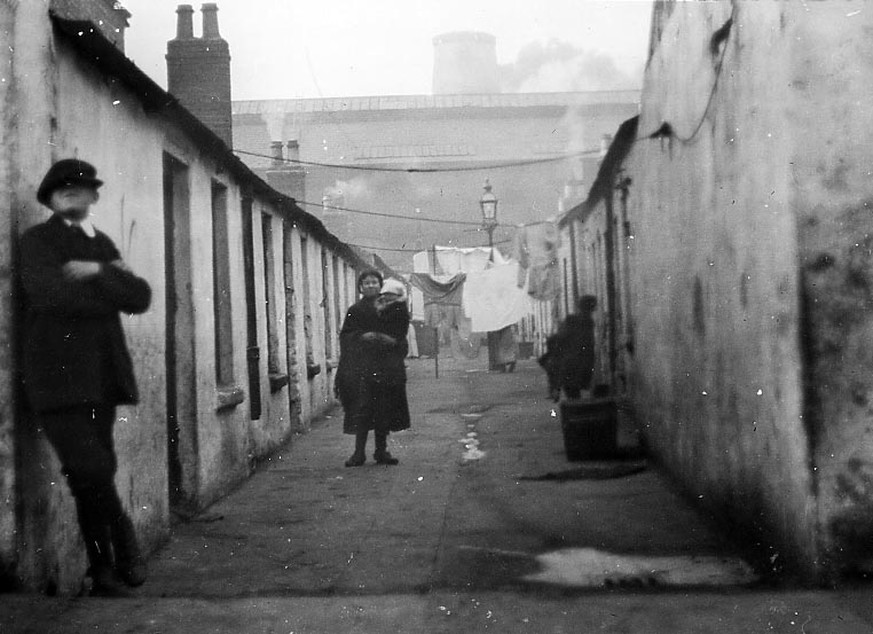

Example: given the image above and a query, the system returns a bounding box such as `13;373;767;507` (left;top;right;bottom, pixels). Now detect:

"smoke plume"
500;40;641;93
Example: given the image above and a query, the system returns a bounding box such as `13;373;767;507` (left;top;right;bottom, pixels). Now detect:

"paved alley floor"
3;355;873;632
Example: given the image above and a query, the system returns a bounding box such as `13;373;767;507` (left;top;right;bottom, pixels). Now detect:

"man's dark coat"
19;214;152;412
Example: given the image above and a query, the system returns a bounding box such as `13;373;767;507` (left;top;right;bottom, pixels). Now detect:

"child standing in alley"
19;159;152;596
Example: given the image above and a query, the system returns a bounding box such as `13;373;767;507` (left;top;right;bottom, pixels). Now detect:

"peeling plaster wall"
5;0;88;594
0;0;19;588
187;164;253;506
627;1;818;576
306;239;332;419
12;25;170;592
247;200;294;453
288;224;312;429
788;3;873;573
7;16;358;591
17;37;173;595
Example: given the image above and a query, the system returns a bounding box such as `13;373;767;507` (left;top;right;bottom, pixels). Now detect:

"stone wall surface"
626;0;815;576
0;0;19;588
619;0;873;579
787;2;873;572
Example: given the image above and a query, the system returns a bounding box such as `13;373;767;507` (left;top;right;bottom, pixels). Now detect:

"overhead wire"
233;147;603;173
294;199;520;227
636;1;737;146
255;36;598;256
345;238;512;253
299;54;434;220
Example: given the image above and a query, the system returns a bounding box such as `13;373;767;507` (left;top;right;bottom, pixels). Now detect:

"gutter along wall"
3;6;363;593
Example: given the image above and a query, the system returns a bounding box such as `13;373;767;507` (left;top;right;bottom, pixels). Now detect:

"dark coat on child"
19;214;152;413
555;312;596;395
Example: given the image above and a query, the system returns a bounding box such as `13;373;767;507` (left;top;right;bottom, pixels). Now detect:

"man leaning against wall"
18;159;152;596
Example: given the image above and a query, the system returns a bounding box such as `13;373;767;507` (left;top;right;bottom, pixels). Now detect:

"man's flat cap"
37;159;104;205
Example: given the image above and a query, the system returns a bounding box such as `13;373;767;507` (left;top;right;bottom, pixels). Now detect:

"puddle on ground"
459;432;485;461
523;547;758;587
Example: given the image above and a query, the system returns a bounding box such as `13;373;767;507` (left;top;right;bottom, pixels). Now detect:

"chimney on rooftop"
202;3;221;38
166;3;233;147
270;141;284;166
265;140;306;203
286;140;300;163
175;4;194;39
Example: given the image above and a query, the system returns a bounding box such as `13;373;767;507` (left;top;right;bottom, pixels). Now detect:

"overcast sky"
123;0;654;101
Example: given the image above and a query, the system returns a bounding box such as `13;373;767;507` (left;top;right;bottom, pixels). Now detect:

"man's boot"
83;523;126;596
111;514;147;587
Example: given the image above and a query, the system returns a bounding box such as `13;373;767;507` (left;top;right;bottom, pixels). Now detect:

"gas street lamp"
479;178;503;371
479;178;498;260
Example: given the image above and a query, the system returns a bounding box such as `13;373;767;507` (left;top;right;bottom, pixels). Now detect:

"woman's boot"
345;429;368;467
374;432;398;465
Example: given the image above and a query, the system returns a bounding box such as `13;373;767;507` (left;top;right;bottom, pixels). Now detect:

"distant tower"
432;31;500;95
166;4;233;147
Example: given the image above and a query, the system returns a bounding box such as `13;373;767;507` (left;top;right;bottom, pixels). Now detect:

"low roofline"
49;13;370;270
559;115;639;228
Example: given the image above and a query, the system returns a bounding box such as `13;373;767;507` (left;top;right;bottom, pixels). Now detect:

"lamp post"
479;179;502;370
479;178;498;261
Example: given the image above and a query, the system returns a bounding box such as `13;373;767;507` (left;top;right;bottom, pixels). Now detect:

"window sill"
216;385;245;411
269;373;290;393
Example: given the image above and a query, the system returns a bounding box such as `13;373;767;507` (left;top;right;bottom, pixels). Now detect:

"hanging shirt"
463;262;532;333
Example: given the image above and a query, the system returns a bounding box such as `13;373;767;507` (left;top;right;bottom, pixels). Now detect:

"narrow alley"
4;357;872;633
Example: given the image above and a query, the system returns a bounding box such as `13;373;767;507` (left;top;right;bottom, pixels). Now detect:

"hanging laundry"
434;245;507;275
409;272;471;351
514;222;560;301
463;262;532;333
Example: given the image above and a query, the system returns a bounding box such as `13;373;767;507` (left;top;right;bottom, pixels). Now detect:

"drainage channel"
459;409;487;462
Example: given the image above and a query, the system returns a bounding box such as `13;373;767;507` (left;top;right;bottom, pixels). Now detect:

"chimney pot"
270;141;284;166
286;140;300;162
202;3;221;39
175;4;194;40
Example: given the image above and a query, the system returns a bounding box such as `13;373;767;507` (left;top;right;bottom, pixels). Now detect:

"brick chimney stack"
166;3;233;147
266;140;306;203
202;3;220;38
269;141;284;166
175;4;194;39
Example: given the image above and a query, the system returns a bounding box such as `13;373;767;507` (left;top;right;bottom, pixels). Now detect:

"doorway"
163;154;198;514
